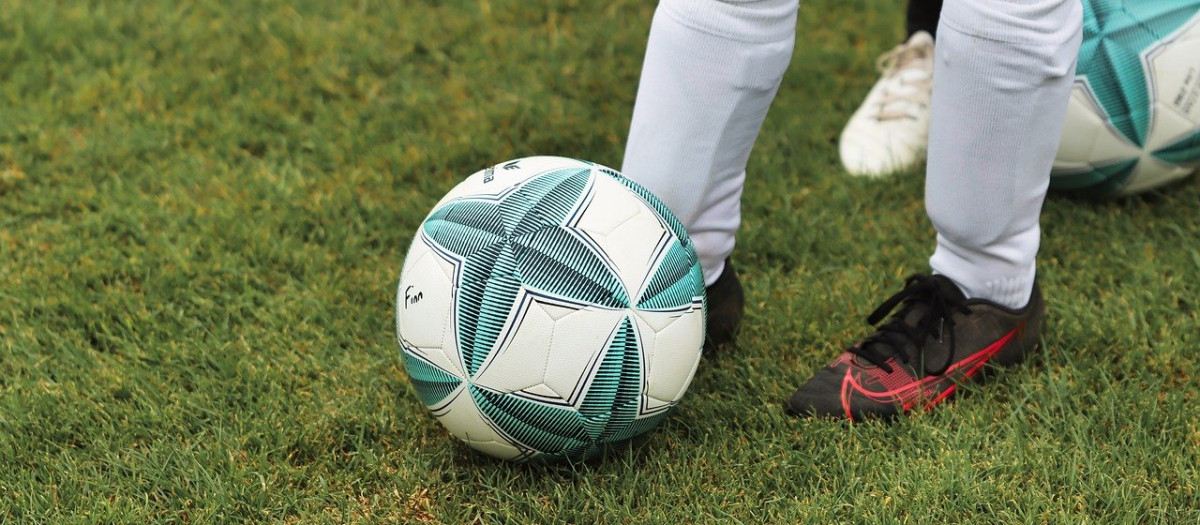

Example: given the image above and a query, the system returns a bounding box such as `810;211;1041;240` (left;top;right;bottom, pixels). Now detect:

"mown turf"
1;0;1198;523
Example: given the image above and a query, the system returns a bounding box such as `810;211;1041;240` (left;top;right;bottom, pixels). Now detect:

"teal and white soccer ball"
396;156;706;461
1051;0;1200;196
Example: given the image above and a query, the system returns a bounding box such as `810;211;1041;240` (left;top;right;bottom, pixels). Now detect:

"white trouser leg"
926;0;1083;307
622;0;798;285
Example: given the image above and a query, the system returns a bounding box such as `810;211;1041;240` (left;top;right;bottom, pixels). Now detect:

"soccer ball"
1051;0;1200;196
396;156;706;461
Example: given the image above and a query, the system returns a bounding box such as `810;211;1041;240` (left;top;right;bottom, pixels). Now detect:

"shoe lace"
871;40;933;121
849;275;971;376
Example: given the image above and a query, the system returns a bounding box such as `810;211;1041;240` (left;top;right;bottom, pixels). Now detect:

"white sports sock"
622;0;797;286
925;0;1083;308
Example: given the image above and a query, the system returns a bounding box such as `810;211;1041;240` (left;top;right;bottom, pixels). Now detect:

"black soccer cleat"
786;274;1044;421
704;258;744;351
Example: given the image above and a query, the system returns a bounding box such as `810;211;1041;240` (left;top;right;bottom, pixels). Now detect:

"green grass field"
3;0;1199;522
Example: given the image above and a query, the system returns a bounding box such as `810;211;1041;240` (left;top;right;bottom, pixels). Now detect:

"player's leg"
789;0;1083;420
838;0;941;177
925;0;1082;309
622;0;799;348
906;0;944;40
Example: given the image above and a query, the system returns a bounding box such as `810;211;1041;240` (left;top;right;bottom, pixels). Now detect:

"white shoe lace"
870;39;934;122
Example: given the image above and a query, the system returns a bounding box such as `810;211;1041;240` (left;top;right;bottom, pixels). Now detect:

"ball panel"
469;314;659;461
577;319;667;448
400;349;464;408
396;238;457;354
577;316;644;424
470;385;592;459
1154;129;1200;166
540;306;628;403
471;295;558;393
573;172;672;300
637;307;705;406
637;242;706;311
1120;156;1193;195
1145;14;1200;152
423;202;506;260
573;175;643;237
1150;99;1200;154
501;167;594;236
609;412;672;443
1051;158;1139;193
517;383;561;399
456;253;522;379
514;227;629;308
1055;86;1115;172
598;168;691;244
436;391;525;461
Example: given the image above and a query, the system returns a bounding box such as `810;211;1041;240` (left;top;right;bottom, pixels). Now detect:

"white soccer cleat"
839;31;935;177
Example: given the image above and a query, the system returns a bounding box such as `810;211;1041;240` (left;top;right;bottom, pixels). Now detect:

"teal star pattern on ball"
1078;0;1197;147
421;168;627;378
404;166;703;460
467;316;670;461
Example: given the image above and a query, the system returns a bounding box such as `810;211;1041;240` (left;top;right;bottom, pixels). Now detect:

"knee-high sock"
926;0;1082;308
622;0;797;285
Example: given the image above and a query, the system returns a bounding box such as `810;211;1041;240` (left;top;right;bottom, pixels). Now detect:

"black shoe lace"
849;275;971;376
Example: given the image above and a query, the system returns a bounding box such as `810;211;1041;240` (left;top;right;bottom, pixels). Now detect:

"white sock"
925;0;1083;308
622;0;797;286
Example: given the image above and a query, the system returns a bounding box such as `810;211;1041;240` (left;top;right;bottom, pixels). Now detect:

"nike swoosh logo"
839;328;1018;420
